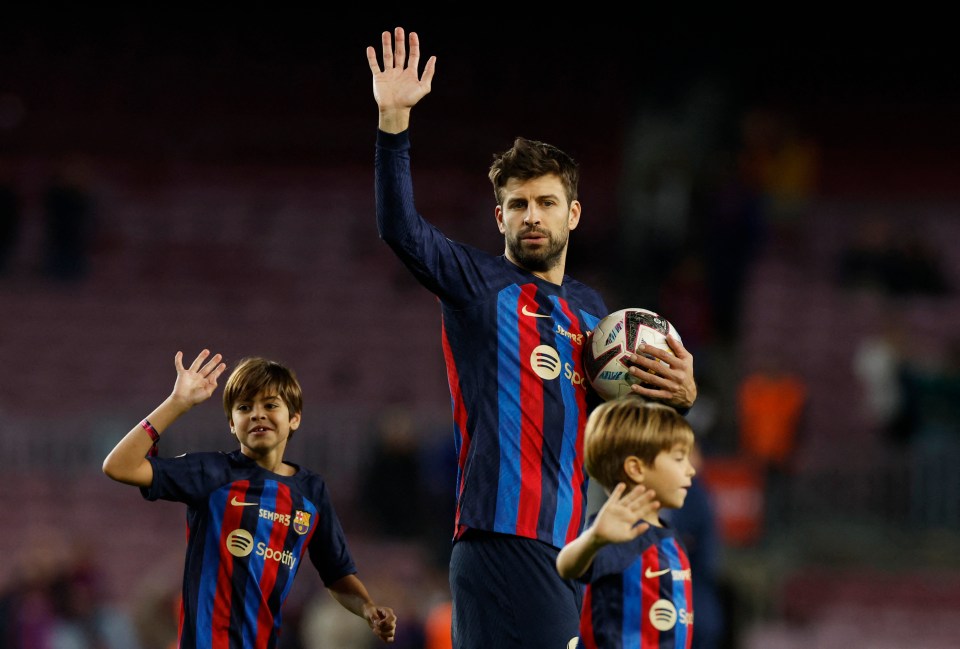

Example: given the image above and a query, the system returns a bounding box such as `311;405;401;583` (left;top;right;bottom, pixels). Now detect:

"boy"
102;349;397;648
557;397;696;648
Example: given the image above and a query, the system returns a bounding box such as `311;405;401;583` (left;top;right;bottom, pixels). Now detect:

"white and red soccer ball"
584;308;681;401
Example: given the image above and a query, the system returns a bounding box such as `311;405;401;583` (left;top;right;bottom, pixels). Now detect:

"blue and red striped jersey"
376;130;608;548
143;450;356;649
577;522;694;649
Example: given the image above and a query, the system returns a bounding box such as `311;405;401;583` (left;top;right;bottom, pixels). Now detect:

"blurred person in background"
736;353;807;535
0;542;141;649
898;338;960;529
0;160;20;276
853;316;910;445
42;156;97;282
837;213;951;298
737;106;819;259
663;443;731;649
360;405;426;540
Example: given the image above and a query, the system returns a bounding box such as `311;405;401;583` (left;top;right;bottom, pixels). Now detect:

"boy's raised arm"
556;483;658;579
102;349;226;487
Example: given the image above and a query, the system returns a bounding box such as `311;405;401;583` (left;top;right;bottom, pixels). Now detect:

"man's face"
495;173;580;275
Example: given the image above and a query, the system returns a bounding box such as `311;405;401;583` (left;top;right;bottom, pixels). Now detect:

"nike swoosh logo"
521;305;550;318
230;496;258;507
645;567;671;578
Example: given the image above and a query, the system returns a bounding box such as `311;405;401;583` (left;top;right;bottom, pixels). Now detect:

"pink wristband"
140;419;160;457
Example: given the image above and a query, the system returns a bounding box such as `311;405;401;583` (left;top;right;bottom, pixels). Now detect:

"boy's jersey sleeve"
303;473;357;586
141;451;229;506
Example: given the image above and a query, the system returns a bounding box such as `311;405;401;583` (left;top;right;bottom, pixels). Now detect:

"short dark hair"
488;137;579;206
222;357;303;421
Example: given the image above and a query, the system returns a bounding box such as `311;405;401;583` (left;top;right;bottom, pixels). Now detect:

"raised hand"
171;349;226;408
366;27;436;133
592;482;659;544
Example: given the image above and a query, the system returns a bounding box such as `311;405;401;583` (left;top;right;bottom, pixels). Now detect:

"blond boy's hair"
584;397;694;492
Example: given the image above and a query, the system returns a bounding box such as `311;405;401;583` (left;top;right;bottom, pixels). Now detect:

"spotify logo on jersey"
530;345;561;380
649;599;677;631
226;529;255;558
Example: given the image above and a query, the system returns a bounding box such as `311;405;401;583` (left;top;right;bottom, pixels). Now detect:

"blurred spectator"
892;231;951;296
42;156;97;282
417;424;459;570
0;557;59;648
131;582;179;649
898;338;960;529
737;106;819;255
737;354;808;533
838;214;951;297
0;543;141;649
853;316;910;445
423;599;453;649
657;251;714;354
299;545;438;649
695;150;767;343
616;112;696;309
300;594;379;649
0;168;20;276
360;405;426;540
837;214;900;294
359;406;458;570
301;592;426;649
47;545;143;649
663;444;733;649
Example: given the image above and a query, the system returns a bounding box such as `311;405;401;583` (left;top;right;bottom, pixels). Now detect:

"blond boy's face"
641;443;696;510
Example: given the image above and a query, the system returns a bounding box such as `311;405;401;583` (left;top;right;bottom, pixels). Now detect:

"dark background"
2;10;959;649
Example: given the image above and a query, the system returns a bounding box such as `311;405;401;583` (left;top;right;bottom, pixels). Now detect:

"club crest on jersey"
293;510;311;535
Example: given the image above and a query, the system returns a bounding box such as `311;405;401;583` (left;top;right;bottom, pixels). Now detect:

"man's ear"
623;455;644;483
568;200;582;230
495;205;506;233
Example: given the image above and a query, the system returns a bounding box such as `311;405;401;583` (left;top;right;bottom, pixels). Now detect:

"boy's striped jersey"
577;523;694;649
143;449;355;649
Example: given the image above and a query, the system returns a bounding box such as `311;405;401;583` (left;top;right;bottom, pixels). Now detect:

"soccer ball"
583;308;682;401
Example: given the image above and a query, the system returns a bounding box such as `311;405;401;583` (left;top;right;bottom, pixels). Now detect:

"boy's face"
229;390;301;457
641;443;696;510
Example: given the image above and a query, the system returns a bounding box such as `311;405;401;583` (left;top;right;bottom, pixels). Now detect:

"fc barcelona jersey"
376;130;608;549
577;522;694;649
143;450;356;649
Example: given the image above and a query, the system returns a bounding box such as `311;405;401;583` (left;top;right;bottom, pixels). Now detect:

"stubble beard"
506;228;569;273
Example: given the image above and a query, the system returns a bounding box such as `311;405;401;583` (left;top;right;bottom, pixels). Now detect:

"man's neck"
504;254;566;286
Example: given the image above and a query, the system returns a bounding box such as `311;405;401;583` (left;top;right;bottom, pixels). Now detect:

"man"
367;27;697;648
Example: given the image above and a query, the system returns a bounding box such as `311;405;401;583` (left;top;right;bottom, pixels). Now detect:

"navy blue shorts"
450;530;583;649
